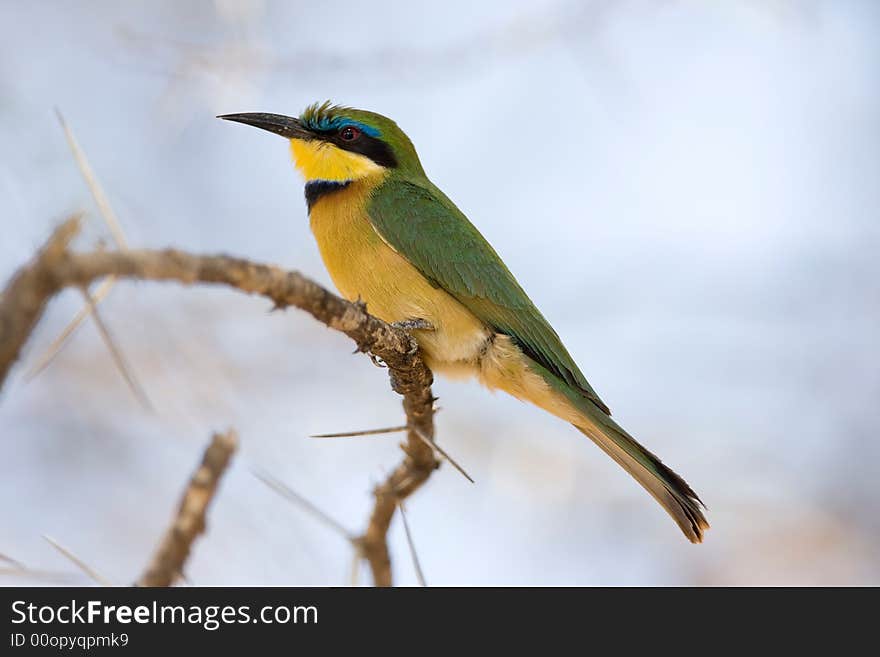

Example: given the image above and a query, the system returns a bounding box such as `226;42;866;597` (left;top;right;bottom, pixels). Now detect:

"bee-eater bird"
219;102;709;542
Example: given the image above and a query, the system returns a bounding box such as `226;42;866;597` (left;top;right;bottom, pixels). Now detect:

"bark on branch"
0;218;439;586
139;430;238;587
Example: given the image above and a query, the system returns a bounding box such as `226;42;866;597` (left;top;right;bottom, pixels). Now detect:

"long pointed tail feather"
544;362;709;543
531;355;709;542
482;342;709;542
573;406;708;542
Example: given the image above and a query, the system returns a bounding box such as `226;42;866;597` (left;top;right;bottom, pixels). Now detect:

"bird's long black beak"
217;112;313;139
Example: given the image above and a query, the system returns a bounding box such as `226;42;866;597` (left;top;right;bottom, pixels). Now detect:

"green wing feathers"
368;178;610;415
367;177;708;542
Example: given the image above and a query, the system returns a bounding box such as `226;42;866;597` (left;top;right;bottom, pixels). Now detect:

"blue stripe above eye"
346;120;381;137
303;116;381;138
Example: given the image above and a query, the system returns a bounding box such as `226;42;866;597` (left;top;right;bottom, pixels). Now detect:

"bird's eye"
339;126;360;142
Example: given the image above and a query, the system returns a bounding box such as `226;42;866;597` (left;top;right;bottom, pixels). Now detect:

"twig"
398;501;426;587
0;567;82;584
412;425;474;484
0;217;82;390
138;429;238;586
56;110;128;248
252;468;353;541
0;219;440;586
26;112;151;407
78;286;153;411
24;276;116;380
0;552;25;569
310;424;407;438
0;550;80;584
42;535;112;586
349;551;361;587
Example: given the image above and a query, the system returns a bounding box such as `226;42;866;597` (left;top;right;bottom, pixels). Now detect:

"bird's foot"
391;318;434;332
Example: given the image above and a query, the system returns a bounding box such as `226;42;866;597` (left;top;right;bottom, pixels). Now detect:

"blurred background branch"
0;218;441;586
139;429;238;587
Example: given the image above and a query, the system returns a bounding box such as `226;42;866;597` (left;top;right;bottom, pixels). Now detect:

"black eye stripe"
329;132;397;168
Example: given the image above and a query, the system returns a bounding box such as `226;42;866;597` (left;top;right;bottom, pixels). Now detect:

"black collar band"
305;180;351;211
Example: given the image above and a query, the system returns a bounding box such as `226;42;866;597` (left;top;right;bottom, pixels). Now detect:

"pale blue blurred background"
1;0;878;585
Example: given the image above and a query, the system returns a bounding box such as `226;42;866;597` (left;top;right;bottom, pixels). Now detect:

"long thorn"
42;535;112;586
0;552;25;570
80;287;153;412
349;550;361;588
0;567;82;584
398;501;426;587
311;425;407;438
251;468;354;541
56;109;128;249
411;426;474;484
24;276;117;381
26;110;132;381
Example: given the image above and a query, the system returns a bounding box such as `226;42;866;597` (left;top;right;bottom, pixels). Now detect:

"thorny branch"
0;218;439;586
139;430;238;587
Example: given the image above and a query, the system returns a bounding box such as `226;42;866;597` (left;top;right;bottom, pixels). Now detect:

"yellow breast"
308;175;490;368
308;175;580;426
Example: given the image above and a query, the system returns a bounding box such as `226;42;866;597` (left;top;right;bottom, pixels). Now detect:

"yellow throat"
289;138;385;182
